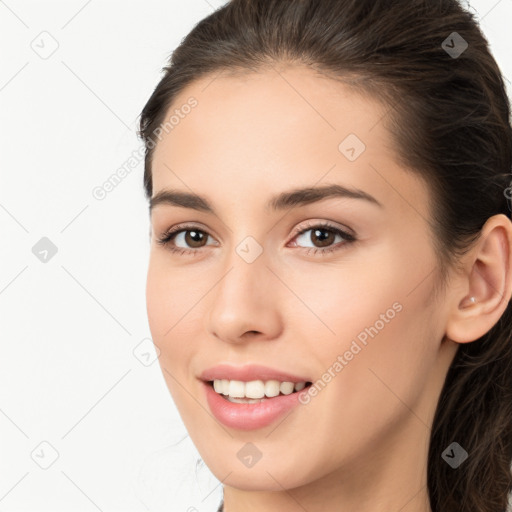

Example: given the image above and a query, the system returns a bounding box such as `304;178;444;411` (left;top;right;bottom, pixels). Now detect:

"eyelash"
155;221;356;257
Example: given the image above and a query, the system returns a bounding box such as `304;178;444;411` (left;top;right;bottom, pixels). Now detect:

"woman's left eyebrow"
149;183;383;215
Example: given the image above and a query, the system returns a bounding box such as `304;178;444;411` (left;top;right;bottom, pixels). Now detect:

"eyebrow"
149;183;383;214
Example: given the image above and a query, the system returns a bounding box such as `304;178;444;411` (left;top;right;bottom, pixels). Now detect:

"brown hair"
138;1;512;509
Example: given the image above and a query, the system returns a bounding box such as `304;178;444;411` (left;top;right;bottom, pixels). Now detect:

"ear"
445;214;512;344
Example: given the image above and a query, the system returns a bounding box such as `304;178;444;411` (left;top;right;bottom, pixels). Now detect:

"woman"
139;0;512;510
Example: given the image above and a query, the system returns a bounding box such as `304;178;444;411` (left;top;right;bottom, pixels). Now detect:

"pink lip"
198;364;312;430
202;381;310;430
198;364;311;383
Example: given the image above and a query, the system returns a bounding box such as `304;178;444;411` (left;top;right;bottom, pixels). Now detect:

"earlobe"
445;214;512;344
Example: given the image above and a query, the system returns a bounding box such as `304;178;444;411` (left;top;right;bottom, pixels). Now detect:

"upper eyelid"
291;220;353;237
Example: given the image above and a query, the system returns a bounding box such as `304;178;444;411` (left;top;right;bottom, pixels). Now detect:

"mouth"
202;378;314;430
207;379;313;404
199;364;314;429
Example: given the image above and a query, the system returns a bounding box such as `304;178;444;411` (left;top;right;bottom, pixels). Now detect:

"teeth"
265;380;280;397
280;381;295;395
212;379;308;399
228;380;245;398
245;380;265;399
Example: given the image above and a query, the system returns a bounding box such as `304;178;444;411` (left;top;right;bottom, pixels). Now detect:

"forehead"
153;64;390;163
150;65;430;221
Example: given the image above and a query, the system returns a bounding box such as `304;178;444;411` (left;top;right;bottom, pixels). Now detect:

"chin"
205;456;318;492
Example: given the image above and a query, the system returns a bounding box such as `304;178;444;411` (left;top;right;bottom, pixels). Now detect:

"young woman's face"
146;65;458;494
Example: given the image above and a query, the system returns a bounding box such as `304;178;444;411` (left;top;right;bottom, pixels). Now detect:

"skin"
145;63;512;512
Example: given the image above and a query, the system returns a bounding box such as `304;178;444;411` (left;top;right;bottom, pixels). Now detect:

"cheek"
146;265;198;420
332;287;437;438
294;246;439;422
283;249;406;363
145;254;194;338
145;257;197;378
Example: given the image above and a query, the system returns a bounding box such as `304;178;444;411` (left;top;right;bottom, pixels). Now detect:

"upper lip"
199;364;311;383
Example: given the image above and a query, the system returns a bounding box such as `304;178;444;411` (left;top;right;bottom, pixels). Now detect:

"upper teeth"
213;379;306;399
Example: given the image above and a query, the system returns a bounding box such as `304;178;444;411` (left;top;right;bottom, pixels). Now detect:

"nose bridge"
217;235;270;313
219;225;269;297
206;233;282;342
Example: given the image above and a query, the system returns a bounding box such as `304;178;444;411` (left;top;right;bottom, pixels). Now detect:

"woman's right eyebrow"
149;183;383;215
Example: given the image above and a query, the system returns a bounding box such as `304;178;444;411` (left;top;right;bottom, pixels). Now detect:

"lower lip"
202;381;309;431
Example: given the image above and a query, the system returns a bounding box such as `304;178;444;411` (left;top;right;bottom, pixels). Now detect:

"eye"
289;221;356;255
156;223;217;256
156;221;356;256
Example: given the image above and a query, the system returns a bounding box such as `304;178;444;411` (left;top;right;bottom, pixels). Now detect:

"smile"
203;380;313;430
211;379;310;402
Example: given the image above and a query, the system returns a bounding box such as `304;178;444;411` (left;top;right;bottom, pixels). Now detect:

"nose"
206;245;283;345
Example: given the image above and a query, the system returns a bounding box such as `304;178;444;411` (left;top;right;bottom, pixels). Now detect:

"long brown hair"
138;1;512;509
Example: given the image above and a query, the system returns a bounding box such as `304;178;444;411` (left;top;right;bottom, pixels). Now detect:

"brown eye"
183;230;208;248
157;221;355;257
310;228;336;247
294;225;347;249
290;222;356;256
156;227;213;251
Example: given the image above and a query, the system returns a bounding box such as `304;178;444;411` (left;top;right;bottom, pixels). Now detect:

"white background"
1;1;511;511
